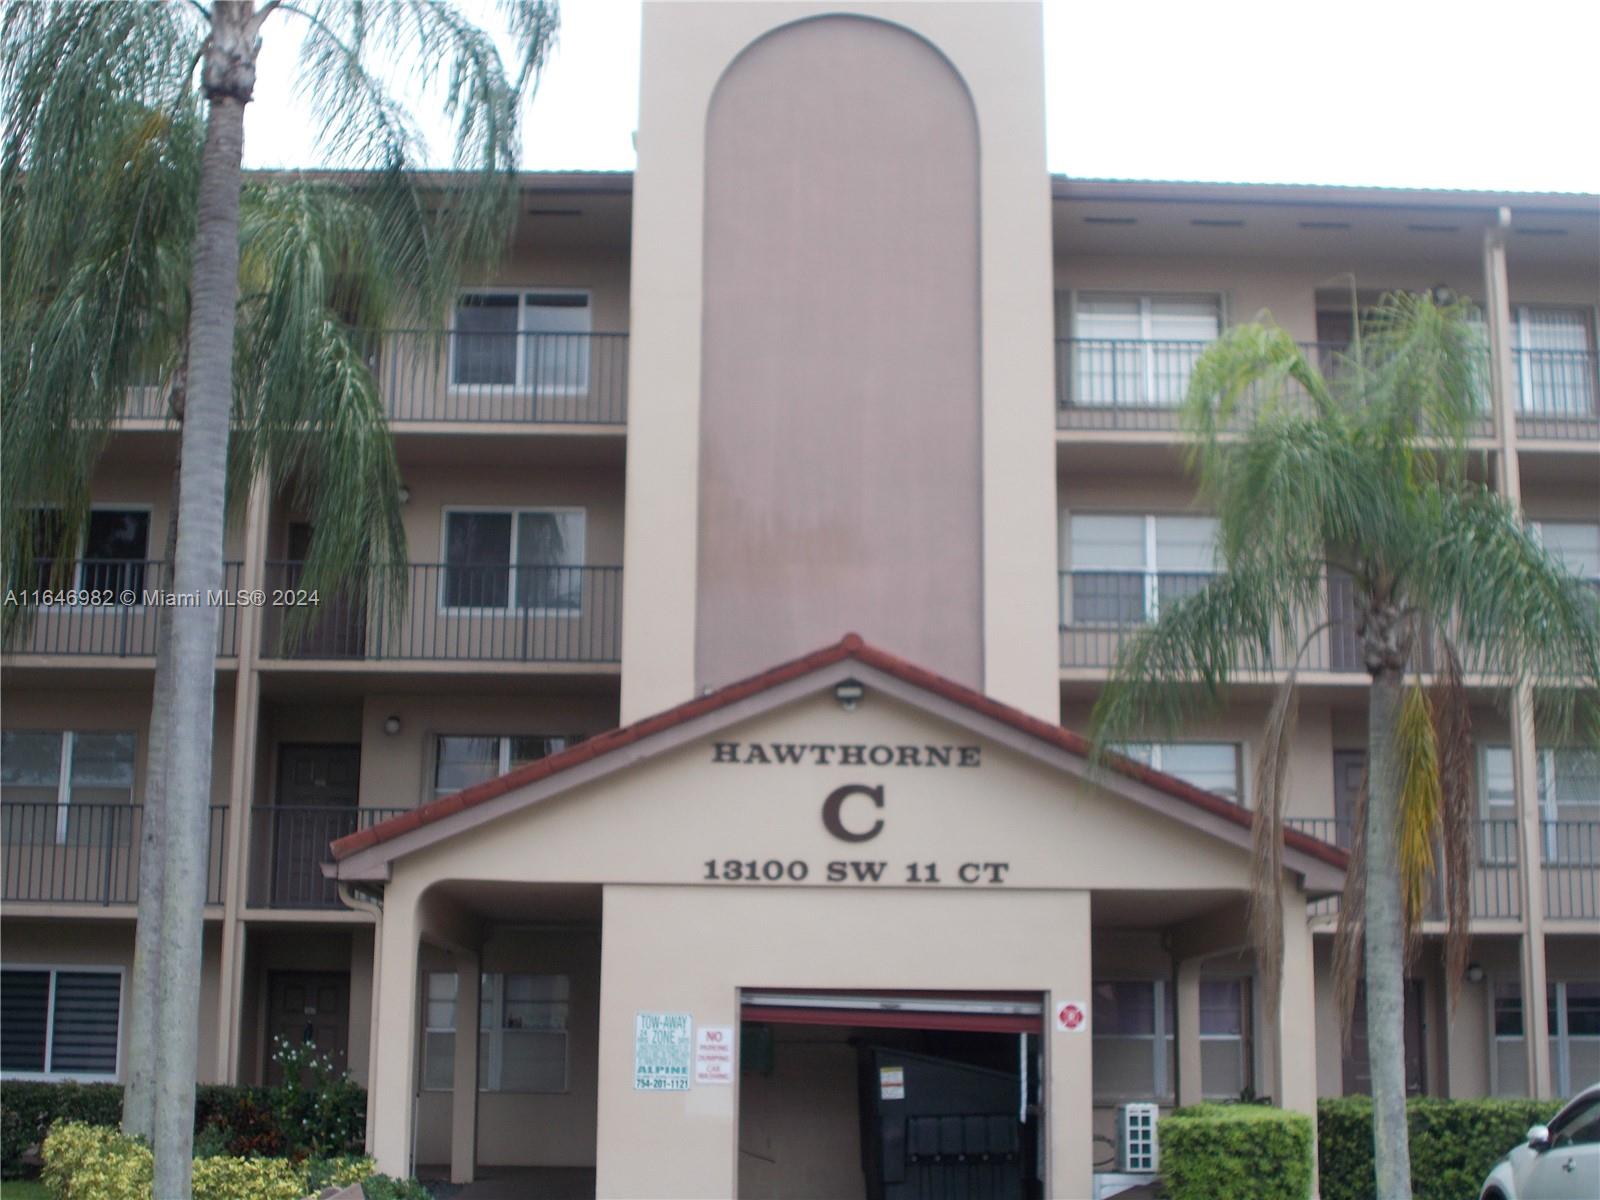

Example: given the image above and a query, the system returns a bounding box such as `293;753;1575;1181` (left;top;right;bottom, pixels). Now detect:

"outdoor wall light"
1430;284;1457;306
383;715;402;736
1465;963;1485;984
834;679;865;712
397;484;412;505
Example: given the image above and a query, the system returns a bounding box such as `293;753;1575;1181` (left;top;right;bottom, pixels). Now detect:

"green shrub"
359;1175;434;1200
0;1084;123;1179
1160;1103;1314;1200
40;1121;378;1200
1317;1096;1565;1200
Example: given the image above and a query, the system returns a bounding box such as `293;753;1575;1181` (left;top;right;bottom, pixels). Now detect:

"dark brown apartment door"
1343;979;1427;1096
266;971;350;1083
1333;751;1365;848
271;744;360;907
281;523;367;657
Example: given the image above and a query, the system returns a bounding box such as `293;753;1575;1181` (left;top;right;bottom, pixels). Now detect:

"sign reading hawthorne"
634;1012;693;1091
700;740;1010;886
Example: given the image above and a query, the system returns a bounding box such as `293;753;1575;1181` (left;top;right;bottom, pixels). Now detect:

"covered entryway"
738;992;1044;1200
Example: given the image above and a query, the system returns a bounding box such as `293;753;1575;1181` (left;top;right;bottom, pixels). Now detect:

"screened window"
441;509;585;611
1116;742;1242;803
450;292;591;392
1066;513;1218;625
0;968;121;1079
0;731;136;844
433;734;575;799
1072;294;1221;407
421;971;570;1093
1512;307;1595;417
1199;978;1253;1099
1494;979;1600;1097
1534;521;1600;582
1092;980;1173;1102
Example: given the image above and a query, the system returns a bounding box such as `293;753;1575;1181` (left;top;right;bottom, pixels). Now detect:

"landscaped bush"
1318;1096;1565;1200
0;1083;124;1179
1159;1103;1315;1200
39;1122;378;1200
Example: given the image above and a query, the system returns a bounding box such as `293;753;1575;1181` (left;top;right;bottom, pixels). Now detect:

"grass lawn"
0;1181;49;1200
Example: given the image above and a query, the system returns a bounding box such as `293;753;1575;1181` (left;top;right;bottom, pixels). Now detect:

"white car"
1480;1083;1600;1200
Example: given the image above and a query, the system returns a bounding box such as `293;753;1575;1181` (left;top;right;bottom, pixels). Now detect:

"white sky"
245;0;1600;194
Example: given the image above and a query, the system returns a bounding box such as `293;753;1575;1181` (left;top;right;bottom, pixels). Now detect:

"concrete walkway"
417;1166;597;1199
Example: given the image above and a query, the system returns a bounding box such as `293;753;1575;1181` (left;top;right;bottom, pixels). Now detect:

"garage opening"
737;991;1045;1200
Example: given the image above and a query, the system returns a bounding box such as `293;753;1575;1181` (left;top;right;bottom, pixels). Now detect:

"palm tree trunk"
152;5;255;1193
123;455;181;1141
1366;665;1414;1200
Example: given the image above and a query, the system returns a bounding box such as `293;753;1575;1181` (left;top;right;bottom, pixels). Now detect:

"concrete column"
450;952;481;1185
370;889;422;1177
1275;894;1321;1199
1175;959;1204;1107
1049;891;1094;1200
214;475;270;1081
1512;683;1553;1097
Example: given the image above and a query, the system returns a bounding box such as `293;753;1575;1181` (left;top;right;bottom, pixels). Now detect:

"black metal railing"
3;561;244;658
257;562;622;663
1543;819;1599;920
374;329;628;424
247;806;407;909
1288;817;1521;920
1513;348;1599;441
1;803;226;905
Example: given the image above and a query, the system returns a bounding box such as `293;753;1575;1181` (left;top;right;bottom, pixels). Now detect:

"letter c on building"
822;784;885;843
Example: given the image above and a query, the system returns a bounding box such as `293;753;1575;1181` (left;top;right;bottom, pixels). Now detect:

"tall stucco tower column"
620;1;1059;726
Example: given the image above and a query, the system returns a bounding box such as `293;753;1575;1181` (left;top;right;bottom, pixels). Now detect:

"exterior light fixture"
383;715;402;736
397;484;412;504
1465;963;1485;984
834;679;865;712
1429;284;1457;306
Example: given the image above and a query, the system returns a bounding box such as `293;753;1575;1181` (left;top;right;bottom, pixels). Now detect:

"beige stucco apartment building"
3;3;1596;1197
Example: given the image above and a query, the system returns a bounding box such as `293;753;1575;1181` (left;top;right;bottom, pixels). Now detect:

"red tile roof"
330;633;1349;871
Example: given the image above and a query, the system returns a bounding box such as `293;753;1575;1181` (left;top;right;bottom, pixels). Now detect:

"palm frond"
1249;666;1299;1032
1430;640;1475;1012
1332;762;1369;1052
1394;683;1441;944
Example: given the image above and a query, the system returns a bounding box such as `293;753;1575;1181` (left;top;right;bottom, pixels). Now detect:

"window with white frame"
1478;747;1519;865
26;508;150;598
1066;513;1218;625
440;509;585;611
1115;742;1242;804
0;967;122;1079
1532;520;1600;582
1071;294;1221;407
1511;307;1595;417
422;971;570;1093
1482;743;1600;862
0;731;136;845
433;734;576;799
1492;978;1600;1097
1091;978;1253;1102
451;291;591;391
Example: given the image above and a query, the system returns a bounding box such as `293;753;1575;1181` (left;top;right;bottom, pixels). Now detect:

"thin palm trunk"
152;4;253;1190
123;452;181;1141
1365;665;1413;1200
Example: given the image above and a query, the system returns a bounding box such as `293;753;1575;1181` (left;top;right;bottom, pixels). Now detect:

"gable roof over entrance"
328;634;1347;887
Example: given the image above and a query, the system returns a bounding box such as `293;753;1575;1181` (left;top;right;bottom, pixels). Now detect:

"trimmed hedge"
1;1080;366;1178
1160;1104;1315;1200
1318;1096;1565;1200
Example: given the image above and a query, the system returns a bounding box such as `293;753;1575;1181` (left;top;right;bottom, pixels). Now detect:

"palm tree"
3;2;557;1191
1090;293;1600;1200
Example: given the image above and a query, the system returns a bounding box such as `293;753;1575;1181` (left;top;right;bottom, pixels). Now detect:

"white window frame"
437;506;586;616
1063;511;1219;626
1115;741;1245;806
1091;978;1173;1104
420;970;570;1094
1;729;137;843
0;964;125;1082
431;733;574;800
447;288;593;395
1489;976;1600;1098
1530;520;1600;583
29;504;154;610
1510;305;1596;417
1071;293;1223;408
1482;742;1599;860
1198;975;1254;1101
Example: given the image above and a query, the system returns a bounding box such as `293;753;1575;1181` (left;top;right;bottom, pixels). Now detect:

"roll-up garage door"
740;991;1042;1034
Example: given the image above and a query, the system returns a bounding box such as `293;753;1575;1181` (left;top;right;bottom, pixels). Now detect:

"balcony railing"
1;803;226;905
258;562;622;664
2;561;244;658
1288;818;1522;920
375;330;628;425
1513;348;1599;442
247;806;407;909
1059;570;1367;674
1543;819;1599;920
